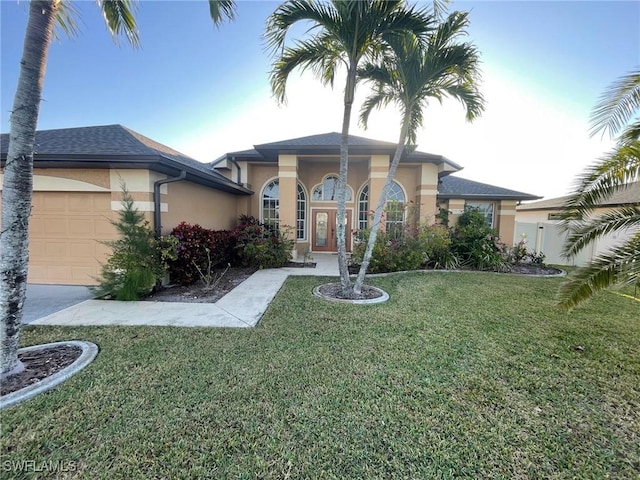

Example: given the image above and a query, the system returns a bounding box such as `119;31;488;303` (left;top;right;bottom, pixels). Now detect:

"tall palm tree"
557;68;640;311
265;0;434;297
0;0;236;378
353;11;484;293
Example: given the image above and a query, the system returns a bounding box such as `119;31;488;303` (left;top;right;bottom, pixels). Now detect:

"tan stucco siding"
161;180;240;233
32;168;111;189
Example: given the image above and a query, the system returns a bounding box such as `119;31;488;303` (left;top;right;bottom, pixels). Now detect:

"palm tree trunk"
353;112;411;294
337;64;358;296
1;0;59;378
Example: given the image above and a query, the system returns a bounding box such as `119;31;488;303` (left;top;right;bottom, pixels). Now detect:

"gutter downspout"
153;170;186;238
228;156;242;185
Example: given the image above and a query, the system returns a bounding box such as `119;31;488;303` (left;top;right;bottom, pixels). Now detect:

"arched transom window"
261;179;307;240
312;175;352;201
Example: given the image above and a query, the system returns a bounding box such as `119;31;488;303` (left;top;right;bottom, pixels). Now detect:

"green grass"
2;272;639;479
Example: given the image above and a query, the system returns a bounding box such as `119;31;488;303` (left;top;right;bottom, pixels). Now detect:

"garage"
28;191;116;285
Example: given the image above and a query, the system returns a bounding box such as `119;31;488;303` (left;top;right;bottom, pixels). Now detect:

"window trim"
311;174;354;202
260;177;280;229
296;183;308;241
464;201;496;228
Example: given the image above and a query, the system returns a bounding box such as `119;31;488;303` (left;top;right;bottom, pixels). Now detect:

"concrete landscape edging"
0;340;99;410
313;284;390;305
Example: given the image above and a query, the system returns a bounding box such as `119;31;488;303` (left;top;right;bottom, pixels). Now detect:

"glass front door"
311;209;352;252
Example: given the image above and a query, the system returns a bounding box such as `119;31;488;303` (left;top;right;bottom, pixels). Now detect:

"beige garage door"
28;192;116;285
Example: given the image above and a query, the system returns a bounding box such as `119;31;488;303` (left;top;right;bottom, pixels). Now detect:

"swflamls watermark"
2;460;78;473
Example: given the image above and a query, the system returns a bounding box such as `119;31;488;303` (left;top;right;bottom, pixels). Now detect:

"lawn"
1;272;638;479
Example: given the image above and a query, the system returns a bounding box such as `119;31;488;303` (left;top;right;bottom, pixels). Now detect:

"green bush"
416;223;459;269
351;229;424;273
451;208;507;271
93;187;176;300
233;215;293;269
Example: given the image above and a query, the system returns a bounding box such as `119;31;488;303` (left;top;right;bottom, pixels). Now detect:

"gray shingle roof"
438;175;540;201
254;132;398;149
224;131;461;170
1;125;251;195
517;182;640;210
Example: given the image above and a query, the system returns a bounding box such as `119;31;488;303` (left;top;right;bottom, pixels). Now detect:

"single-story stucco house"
515;182;639;266
1;124;539;285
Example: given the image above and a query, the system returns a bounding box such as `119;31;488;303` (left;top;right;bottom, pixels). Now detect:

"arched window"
385;182;406;236
358;184;369;230
297;184;307;240
262;179;279;229
356;181;406;234
261;179;307;240
312;175;352;201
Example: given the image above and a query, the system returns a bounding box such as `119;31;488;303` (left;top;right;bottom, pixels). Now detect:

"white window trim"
311;174;354;202
297;182;308;241
260;176;280;227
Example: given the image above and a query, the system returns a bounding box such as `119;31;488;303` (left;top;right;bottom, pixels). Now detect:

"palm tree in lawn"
353;11;484;294
0;0;236;378
265;0;434;297
557;68;640;310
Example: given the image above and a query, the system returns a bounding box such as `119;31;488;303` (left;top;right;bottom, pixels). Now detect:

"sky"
1;0;639;200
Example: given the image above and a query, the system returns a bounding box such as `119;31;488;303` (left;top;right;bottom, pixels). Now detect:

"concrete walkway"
29;254;340;328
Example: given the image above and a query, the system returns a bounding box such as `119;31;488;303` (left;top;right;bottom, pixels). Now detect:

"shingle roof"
223;131;462;170
517;182;640;210
254;132;398;149
1;125;251;195
438;175;540;201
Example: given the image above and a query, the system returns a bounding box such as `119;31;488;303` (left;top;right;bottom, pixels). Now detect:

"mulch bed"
144;267;257;303
1;345;82;397
317;282;384;300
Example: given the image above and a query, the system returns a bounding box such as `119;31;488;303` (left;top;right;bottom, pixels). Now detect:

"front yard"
2;272;638;479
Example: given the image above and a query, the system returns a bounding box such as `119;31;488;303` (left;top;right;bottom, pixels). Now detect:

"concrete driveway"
22;284;94;324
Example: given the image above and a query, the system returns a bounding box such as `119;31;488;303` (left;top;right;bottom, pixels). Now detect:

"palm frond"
563;206;640;257
98;0;140;47
208;0;236;27
265;0;338;55
561;141;640;224
54;2;80;40
270;36;344;104
589;67;640;140
557;232;640;311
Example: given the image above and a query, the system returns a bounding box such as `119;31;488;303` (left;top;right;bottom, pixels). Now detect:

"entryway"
311;209;352;252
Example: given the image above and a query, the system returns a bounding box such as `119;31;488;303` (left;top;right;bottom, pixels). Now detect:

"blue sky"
1;0;638;199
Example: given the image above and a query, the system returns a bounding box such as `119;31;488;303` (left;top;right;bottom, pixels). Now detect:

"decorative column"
278;154;298;253
497;200;518;245
416;163;439;223
368;155;390;230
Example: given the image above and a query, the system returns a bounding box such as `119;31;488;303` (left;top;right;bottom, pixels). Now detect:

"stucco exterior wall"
161;180;240;233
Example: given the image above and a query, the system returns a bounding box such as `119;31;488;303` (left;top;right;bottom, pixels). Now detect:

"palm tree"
557;68;640;310
353;11;484;294
0;0;236;378
265;0;434;297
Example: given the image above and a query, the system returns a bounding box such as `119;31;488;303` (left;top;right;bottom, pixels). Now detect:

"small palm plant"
557;68;640;310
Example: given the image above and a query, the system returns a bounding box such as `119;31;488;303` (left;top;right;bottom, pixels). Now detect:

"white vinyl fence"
514;222;636;267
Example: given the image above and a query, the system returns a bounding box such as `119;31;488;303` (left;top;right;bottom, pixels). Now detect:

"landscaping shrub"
351;228;425;273
451;207;507;271
93;186;177;300
233;215;293;269
416;223;460;269
168;222;235;285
